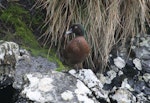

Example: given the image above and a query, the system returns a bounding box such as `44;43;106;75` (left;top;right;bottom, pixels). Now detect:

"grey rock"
69;69;110;102
134;81;145;94
13;56;57;89
21;71;99;103
143;73;150;83
110;88;136;103
136;92;149;103
0;41;100;103
143;86;150;95
1;38;150;103
142;60;150;73
21;72;77;103
133;58;142;70
133;35;150;73
113;57;126;69
0;41;24;89
121;78;133;91
106;34;150;103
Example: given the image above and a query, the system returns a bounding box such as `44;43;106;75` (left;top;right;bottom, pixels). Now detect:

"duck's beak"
65;28;72;38
66;28;72;35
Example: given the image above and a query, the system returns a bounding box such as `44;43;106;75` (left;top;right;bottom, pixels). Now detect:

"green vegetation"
0;3;65;71
0;4;39;48
30;48;65;71
29;48;65;71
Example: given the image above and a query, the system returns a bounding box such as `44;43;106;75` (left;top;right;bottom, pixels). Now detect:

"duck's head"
66;24;85;36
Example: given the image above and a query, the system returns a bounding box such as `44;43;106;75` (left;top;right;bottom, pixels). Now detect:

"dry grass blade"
34;0;150;72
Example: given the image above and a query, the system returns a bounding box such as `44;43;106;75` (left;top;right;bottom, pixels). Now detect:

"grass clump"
35;0;150;72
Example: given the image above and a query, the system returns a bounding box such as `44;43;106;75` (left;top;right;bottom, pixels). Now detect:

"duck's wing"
64;41;80;57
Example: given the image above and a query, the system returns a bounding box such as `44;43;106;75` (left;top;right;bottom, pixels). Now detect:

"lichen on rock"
0;41;30;89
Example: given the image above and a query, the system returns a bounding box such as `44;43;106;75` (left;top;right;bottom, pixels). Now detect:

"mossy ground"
0;2;65;71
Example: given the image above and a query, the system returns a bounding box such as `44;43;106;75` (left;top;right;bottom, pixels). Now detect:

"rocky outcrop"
0;41;26;89
0;34;150;103
0;41;99;103
107;34;150;103
14;57;99;103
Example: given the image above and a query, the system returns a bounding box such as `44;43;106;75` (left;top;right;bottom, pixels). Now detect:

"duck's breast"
64;36;90;64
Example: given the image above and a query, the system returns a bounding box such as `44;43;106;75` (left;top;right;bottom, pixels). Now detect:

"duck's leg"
77;63;83;69
74;63;83;73
74;64;78;71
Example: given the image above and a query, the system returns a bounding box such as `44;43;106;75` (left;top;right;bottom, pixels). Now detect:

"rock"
133;58;142;70
0;41;100;103
114;57;126;69
110;88;136;103
111;74;125;88
0;41;29;89
1;39;150;103
21;72;74;103
132;34;150;73
75;80;98;103
123;63;139;78
121;78;133;91
0;41;19;65
105;34;150;103
20;71;99;103
142;60;150;73
61;90;74;101
143;86;150;95
143;73;150;83
134;81;145;94
139;35;150;47
13;56;57;89
0;75;14;89
97;70;117;85
106;70;117;84
69;69;110;102
136;92;149;103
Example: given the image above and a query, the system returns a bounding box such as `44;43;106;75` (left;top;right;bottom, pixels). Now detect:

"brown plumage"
63;24;90;69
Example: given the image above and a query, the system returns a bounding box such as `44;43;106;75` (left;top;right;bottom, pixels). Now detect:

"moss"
0;3;39;48
29;48;66;71
48;52;66;72
0;3;65;71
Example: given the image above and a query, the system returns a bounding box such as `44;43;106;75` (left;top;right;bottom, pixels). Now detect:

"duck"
63;23;90;69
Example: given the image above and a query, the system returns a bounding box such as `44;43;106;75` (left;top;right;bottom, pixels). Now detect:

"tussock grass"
34;0;150;72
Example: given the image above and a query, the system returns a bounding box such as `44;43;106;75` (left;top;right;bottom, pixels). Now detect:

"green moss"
48;52;66;72
0;4;39;49
0;3;65;71
29;48;66;71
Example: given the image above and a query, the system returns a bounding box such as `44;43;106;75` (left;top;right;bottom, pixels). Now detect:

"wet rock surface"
0;34;149;103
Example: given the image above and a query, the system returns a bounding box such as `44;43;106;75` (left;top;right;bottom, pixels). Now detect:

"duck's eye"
74;26;78;29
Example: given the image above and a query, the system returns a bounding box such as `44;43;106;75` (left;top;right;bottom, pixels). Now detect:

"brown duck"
64;24;90;69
